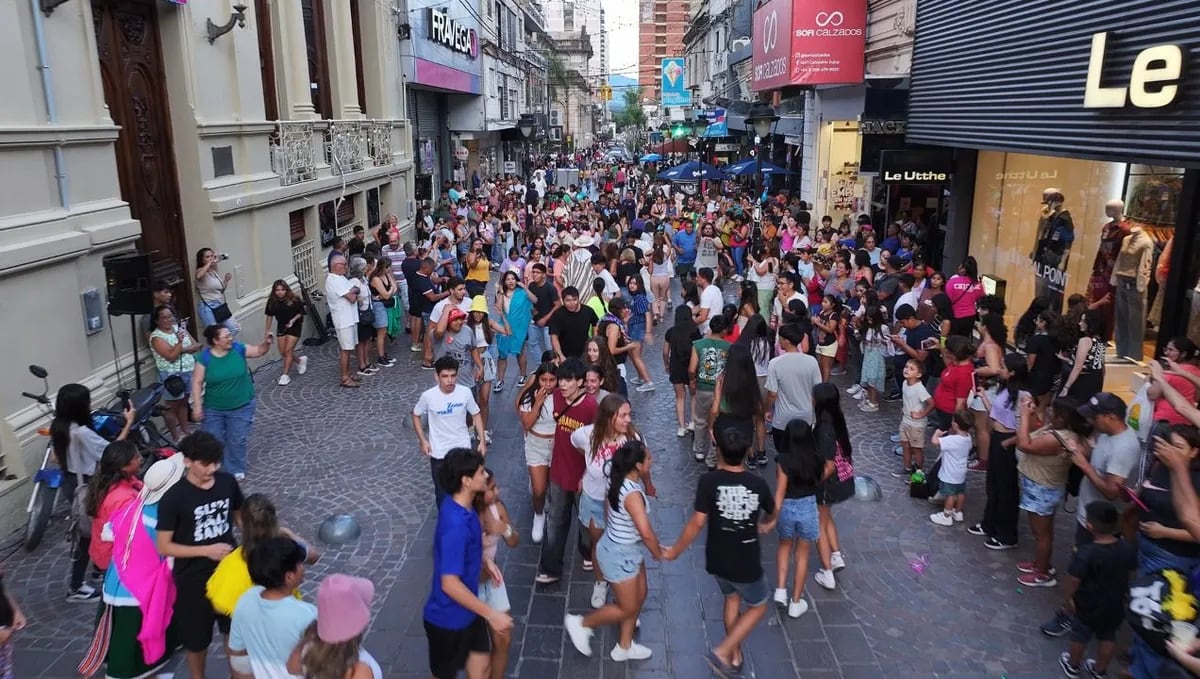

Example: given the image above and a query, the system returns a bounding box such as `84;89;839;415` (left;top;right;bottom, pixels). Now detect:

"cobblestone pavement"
9;280;1082;678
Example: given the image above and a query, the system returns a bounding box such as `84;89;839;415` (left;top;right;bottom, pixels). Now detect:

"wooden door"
93;0;192;315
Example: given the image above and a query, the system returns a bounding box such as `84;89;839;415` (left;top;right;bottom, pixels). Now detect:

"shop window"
289;208;306;243
969;152;1182;361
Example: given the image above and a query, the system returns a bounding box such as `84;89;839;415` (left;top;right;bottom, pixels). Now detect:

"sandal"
340;380;360;388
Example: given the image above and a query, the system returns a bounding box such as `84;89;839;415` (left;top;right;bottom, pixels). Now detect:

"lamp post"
693;117;709;192
518;113;536;178
746;103;780;205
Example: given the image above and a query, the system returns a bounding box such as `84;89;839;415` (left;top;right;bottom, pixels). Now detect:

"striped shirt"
605;479;645;545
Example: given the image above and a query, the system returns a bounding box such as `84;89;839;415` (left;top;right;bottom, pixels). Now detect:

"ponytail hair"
607;440;648;512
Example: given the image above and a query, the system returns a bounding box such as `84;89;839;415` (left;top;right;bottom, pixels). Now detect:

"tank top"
196;270;225;305
150;328;196;374
370;274;393;301
650;254;672;276
466;254;490;283
1080;335;1105;373
605;478;645;545
482;504;501;561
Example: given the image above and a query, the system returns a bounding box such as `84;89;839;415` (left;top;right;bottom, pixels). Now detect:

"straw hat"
573;234;595;248
141;454;185;505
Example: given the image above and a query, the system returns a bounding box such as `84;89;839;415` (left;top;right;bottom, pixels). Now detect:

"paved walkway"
8;288;1081;678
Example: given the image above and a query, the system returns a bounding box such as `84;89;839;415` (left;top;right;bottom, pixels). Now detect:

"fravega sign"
1084;31;1184;109
429;7;479;59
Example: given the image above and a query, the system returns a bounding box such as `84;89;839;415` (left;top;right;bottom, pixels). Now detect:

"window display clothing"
1031;204;1075;310
1087;217;1130;342
1111;227;1154;360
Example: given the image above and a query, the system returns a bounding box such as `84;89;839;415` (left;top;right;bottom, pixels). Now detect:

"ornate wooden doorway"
93;0;191;315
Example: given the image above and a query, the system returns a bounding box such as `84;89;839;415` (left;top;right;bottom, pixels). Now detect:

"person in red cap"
287;573;382;678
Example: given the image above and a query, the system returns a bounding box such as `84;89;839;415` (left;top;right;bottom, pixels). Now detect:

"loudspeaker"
103;251;154;316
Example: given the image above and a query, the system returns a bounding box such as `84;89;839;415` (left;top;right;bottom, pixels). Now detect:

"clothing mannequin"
1087;200;1131;342
1111;220;1154;360
1031;188;1075;311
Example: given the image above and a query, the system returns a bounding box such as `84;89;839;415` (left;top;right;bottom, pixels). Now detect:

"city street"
8;308;1081;679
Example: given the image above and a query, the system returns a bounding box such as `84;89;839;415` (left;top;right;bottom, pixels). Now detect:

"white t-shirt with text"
413;385;480;459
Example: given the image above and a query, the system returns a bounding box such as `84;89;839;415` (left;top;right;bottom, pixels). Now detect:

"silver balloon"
853;475;883;501
318;513;361;544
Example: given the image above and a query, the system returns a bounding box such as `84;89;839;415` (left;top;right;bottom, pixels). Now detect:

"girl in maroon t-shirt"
931;335;975;431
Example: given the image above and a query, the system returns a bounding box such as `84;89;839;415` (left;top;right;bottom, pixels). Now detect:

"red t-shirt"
550;391;599;492
1155;364;1200;425
933;362;974;413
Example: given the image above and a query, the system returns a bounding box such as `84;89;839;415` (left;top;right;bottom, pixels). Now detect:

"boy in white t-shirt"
893;359;934;480
930;411;973;527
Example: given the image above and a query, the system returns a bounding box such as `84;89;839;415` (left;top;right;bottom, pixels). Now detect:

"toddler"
930;411;972;526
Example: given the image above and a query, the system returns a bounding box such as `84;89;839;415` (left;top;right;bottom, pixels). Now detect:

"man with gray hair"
324;254;363;388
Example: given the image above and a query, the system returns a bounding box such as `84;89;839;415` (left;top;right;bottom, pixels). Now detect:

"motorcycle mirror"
28;365;47;379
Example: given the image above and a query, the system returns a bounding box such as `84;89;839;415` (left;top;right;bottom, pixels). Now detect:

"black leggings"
980;431;1019;545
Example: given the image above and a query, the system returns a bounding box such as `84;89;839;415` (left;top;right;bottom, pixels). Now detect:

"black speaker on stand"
103;251;155;388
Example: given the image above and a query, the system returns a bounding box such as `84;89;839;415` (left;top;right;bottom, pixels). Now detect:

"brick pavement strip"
9;294;1083;678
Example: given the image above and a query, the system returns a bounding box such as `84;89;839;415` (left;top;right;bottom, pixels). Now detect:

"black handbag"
207;301;232;323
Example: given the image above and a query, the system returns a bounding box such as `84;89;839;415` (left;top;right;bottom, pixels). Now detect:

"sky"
603;0;639;77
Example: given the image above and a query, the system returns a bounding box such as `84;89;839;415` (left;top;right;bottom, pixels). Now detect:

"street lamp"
518;113;536;177
746;103;780;203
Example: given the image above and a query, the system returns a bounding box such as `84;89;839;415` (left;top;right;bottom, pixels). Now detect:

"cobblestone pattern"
11;277;1084;678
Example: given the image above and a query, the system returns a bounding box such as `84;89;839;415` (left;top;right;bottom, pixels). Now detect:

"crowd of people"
12;149;1200;679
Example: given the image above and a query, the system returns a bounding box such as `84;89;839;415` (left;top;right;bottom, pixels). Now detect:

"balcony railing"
368;121;393;167
325;120;368;175
270;121;318;186
291;239;318;292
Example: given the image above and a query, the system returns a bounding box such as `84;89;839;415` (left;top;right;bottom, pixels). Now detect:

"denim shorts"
1019;475;1064;517
479;579;511;613
596;535;643;584
371;300;388;329
714;574;770;607
939;481;966;495
777;496;819;541
579;494;606;530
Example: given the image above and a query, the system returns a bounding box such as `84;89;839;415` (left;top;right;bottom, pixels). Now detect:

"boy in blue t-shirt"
423;449;513;679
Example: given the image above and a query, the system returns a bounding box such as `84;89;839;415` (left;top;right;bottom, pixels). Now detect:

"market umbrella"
656;160;729;182
639;153;662;163
724;158;791;176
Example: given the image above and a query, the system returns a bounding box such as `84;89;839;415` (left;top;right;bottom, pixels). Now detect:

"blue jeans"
201;399;255;475
732;246;746;276
197;301;241;336
528;322;551;360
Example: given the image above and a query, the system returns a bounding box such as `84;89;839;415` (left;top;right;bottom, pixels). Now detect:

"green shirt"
199;342;254;411
693;337;730;392
585;297;607;324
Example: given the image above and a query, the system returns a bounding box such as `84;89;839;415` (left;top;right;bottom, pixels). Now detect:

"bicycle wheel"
23;483;55;551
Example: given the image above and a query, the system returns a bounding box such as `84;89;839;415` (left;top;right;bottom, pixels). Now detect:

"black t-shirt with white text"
694;470;775;583
157;472;244;580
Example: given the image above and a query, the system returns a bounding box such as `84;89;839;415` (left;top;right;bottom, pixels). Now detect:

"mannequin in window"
1111;221;1154;360
1086;200;1131;342
1030;188;1075;311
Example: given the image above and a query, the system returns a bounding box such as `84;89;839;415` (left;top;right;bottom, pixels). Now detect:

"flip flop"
705;650;737;678
340;380;360;389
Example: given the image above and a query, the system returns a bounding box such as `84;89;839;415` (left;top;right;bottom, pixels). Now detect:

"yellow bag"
206;546;252;616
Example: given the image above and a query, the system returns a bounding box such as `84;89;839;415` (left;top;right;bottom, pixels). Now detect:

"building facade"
638;0;688;103
0;0;414;534
548;30;597;151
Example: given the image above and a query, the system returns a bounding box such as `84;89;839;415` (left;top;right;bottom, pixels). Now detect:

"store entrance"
870;182;947;265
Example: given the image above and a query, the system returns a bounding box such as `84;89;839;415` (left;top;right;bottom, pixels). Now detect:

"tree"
613;87;647;132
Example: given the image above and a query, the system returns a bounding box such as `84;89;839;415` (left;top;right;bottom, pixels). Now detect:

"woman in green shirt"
191;325;273;480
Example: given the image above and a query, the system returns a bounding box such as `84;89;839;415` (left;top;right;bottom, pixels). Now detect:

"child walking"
857;302;890;413
1058;501;1136;679
772;419;828;618
893;359;933;479
930;412;973;526
477;470;519;679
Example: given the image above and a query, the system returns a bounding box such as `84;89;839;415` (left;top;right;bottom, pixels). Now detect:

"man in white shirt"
893;273;920;324
695;267;725;334
324;255;362;387
412;356;487;506
228;538;316;679
591;254;620;301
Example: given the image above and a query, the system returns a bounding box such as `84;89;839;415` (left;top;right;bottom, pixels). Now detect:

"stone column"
324;0;363;119
274;0;317;119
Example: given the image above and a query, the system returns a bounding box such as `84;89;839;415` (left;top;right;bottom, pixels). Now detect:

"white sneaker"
853;390;866;400
830;551;846;572
930;511;954;526
591;581;608;608
610;642;653;662
628;376;643;386
846;384;862;395
277;374;291;386
859;401;879;413
953;511;965;523
564;614;593;657
814;569;836;590
773;587;787;606
531;513;546;544
677;427;686;437
685;422;694;432
297;355;308;374
635;381;656;392
788;599;809;618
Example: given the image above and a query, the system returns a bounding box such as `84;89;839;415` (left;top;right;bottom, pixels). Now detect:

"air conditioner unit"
549;109;562;126
549;126;563;141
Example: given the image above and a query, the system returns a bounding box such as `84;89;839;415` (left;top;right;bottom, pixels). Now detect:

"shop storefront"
907;0;1200;360
401;1;483;199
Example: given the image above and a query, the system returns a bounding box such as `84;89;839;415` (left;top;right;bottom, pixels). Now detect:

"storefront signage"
714;143;739;152
503;161;516;174
661;58;691;107
860;120;907;135
1083;32;1184;109
429;8;478;59
784;135;803;146
454;146;470;161
879;149;953;184
752;0;867;91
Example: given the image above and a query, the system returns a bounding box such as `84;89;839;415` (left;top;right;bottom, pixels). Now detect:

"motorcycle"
19;364;176;550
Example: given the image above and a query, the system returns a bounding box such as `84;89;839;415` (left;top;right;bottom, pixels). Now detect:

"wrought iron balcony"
325;120;368;175
368;121;393;167
269;121;318;186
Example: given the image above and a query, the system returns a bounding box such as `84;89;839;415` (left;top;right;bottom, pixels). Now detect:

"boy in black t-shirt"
1059;500;1137;679
663;428;776;676
156;431;245;679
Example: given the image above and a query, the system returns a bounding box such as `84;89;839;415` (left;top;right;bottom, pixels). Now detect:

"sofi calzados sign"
752;0;866;90
429;7;479;59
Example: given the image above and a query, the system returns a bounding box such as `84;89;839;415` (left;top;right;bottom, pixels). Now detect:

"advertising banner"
661;58;691;107
753;0;867;91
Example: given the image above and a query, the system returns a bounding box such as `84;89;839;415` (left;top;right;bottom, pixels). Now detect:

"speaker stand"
130;315;142;389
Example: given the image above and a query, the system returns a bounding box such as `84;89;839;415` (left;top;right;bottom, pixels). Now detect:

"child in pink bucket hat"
287;574;383;678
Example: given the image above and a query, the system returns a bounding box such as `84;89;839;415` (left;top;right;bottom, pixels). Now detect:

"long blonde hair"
297;622;361;679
